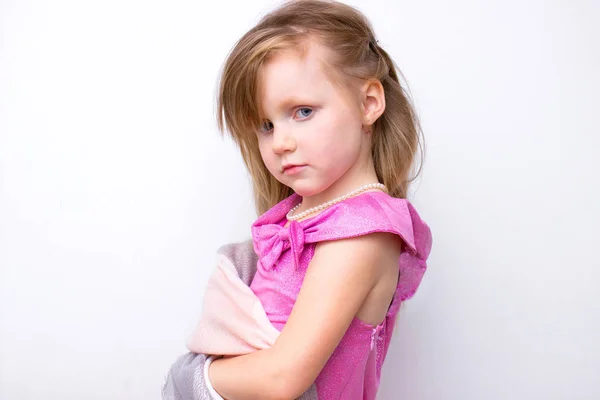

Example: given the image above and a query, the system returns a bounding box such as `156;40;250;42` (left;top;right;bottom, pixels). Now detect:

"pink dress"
250;191;432;399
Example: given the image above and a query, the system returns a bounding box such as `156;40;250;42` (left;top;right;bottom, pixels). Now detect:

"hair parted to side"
217;0;425;215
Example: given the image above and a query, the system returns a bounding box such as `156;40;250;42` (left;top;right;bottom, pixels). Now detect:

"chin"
289;181;328;198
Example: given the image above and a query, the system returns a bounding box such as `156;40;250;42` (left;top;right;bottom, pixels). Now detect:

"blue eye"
260;120;274;133
294;108;313;119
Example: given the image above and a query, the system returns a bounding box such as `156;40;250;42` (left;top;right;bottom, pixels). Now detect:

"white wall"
1;0;598;399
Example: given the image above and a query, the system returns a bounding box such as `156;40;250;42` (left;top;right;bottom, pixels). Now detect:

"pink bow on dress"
252;220;306;271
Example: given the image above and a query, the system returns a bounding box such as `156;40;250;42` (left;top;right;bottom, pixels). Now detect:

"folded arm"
209;232;401;400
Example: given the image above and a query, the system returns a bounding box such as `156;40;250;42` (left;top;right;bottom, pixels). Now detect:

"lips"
282;164;306;175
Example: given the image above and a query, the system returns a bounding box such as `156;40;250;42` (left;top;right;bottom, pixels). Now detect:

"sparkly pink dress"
250;191;432;399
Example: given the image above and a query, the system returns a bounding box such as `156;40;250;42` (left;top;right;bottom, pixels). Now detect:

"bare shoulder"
314;231;403;274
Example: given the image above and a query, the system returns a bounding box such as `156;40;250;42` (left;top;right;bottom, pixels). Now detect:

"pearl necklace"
286;183;386;221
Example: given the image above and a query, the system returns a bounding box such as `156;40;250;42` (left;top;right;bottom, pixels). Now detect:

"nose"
271;127;296;154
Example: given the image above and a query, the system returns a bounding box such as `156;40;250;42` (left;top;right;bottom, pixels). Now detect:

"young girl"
205;0;432;398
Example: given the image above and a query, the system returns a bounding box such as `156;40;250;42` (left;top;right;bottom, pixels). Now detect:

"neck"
287;181;385;222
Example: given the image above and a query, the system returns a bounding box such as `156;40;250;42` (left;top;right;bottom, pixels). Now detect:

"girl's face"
257;41;373;203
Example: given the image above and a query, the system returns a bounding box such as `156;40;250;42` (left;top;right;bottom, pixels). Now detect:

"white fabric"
203;355;225;400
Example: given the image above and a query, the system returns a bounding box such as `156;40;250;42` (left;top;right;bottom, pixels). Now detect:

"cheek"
313;117;361;158
258;140;277;170
309;134;356;179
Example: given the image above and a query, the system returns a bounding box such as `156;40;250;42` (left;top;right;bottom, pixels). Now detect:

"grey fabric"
162;239;318;400
162;352;213;400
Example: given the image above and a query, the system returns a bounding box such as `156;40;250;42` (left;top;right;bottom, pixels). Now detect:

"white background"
1;0;599;399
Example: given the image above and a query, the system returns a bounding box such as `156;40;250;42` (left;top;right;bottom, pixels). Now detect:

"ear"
361;79;386;127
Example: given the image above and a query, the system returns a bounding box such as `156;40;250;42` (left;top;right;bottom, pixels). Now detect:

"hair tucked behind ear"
217;0;425;215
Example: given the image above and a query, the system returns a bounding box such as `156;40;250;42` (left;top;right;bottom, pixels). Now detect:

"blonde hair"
217;0;425;215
